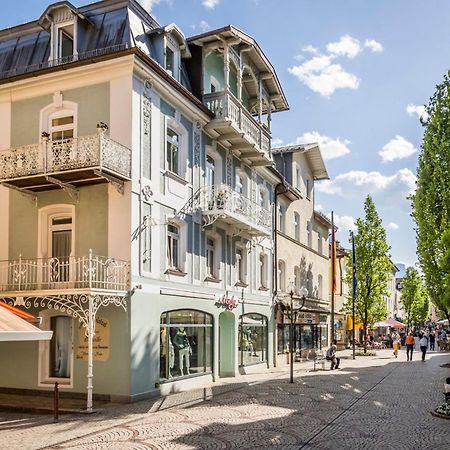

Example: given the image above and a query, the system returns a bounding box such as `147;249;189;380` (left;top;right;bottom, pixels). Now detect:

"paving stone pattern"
1;350;449;450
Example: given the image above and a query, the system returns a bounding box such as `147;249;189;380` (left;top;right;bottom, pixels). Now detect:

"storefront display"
238;313;267;366
160;310;213;380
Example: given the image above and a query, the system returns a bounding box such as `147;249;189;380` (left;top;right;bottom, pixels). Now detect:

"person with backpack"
326;340;340;370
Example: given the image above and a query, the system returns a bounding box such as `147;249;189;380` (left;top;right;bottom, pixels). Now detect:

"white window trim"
164;37;180;80
40;98;78;141
259;185;269;210
50;18;78;61
205;145;223;187
294;212;300;241
235;244;248;286
165;116;188;181
205;232;221;281
165;218;187;275
259;251;268;289
38;310;74;388
278;260;286;293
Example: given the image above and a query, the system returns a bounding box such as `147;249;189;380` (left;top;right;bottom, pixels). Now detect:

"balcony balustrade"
203;91;272;166
197;184;271;236
0;134;131;192
0;252;130;295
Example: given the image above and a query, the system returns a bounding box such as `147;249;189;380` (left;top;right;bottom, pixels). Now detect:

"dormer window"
58;26;74;59
165;46;175;76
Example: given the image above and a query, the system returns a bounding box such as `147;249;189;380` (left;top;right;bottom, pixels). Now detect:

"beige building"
334;245;350;348
272;145;331;363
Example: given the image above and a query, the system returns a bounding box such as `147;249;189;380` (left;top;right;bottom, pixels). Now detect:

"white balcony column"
86;294;95;413
223;46;230;91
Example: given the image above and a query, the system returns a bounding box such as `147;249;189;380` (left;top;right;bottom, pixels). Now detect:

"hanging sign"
76;316;110;362
215;294;238;311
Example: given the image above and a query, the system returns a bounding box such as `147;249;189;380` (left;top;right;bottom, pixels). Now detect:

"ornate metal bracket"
93;169;124;194
46;176;79;203
1;182;37;206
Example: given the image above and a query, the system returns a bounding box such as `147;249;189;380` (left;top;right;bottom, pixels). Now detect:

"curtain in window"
49;316;71;378
52;230;71;282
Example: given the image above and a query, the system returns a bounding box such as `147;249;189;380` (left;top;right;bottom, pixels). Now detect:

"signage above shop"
215;295;238;311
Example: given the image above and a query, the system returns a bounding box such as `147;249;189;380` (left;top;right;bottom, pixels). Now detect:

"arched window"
160;310;213;380
238;313;268;366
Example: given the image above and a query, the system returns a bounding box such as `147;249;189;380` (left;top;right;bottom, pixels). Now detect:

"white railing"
198;184;271;235
0;134;131;181
204;91;272;160
0;252;130;293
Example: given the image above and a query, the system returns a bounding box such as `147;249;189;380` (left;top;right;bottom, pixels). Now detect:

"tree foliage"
345;195;391;352
401;267;429;329
412;71;450;322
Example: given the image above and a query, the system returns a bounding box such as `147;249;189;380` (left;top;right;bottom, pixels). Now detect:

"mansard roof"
272;144;329;181
187;25;288;113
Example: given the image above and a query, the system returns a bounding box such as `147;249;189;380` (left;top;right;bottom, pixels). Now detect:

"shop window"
167;224;180;270
160;310;213;380
238;313;267;366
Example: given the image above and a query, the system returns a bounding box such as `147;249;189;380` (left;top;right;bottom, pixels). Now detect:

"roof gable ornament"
38;1;89;30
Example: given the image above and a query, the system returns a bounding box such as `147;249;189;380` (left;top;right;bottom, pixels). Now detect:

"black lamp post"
279;282;307;383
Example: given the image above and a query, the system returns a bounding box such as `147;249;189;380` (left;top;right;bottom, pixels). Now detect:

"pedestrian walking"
405;332;414;361
429;331;435;351
419;334;428;361
326;340;340;370
392;331;400;358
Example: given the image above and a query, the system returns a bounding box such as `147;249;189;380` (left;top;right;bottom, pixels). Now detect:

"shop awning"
373;318;405;329
0;302;52;341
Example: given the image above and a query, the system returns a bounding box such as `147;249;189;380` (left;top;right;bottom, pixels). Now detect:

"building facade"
272;145;331;364
0;0;288;403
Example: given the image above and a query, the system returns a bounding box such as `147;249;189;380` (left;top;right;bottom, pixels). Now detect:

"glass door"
49;217;72;285
49;316;72;378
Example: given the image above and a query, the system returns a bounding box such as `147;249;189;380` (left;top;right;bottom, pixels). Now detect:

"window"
166;128;179;175
278;260;286;292
206;155;215;187
49;316;72;378
318;274;323;299
165;46;174;76
295;165;302;191
235;173;244;194
239;314;268;366
318;232;323;254
306;178;312;199
259;253;268;289
206;238;216;278
59;29;73;59
210;76;220;93
167;224;180;270
294;212;300;241
278;204;285;233
307;221;312;247
160;310;213;380
235;247;247;285
50;114;74;141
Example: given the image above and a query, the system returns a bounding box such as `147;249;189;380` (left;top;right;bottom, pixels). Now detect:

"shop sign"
215;295;238;311
298;312;317;324
76;316;110;362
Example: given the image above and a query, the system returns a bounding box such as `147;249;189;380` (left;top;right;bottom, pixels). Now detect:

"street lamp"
278;282;307;383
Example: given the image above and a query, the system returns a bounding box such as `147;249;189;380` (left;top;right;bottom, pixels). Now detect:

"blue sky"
2;0;449;268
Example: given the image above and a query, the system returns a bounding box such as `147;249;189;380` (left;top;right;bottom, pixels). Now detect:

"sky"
2;0;449;268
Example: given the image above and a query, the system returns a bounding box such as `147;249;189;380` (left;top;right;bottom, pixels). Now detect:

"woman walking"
419;334;428;361
392;331;400;358
405;332;414;361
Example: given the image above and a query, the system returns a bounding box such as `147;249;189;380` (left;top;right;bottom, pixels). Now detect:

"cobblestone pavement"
1;350;449;450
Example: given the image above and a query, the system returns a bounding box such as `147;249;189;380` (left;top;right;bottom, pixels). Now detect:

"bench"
313;350;327;371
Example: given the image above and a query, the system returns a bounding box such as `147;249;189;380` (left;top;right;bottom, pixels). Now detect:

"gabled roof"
147;23;191;57
272;144;329;180
38;1;91;30
187;25;288;112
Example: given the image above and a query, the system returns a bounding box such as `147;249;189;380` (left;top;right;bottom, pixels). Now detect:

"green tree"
345;195;391;353
401;267;429;330
412;71;450;322
440;230;450;315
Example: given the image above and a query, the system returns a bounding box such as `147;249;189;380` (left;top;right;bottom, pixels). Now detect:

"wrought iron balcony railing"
0;252;130;294
204;91;271;163
0;134;131;185
197;184;272;236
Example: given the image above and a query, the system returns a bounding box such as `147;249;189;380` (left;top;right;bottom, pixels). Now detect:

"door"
49;216;73;285
49;114;75;171
49;316;72;379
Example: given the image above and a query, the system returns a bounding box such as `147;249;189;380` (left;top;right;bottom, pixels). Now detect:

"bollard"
53;382;59;422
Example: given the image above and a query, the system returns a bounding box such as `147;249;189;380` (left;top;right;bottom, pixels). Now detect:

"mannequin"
173;327;192;376
160;328;175;378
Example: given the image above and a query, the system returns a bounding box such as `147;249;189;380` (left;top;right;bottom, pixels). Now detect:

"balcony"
197;184;271;237
0;134;131;193
203;91;272;166
0;252;130;297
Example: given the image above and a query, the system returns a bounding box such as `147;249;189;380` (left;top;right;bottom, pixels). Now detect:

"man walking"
405;332;414;361
429;331;435;351
419;334;428;361
326;340;340;370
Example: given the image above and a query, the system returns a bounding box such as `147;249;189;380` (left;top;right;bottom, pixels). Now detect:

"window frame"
294;212;300;241
259;252;268;290
167;223;180;271
235;245;248;286
164;38;180;80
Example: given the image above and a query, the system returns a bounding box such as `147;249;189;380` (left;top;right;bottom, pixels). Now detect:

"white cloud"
138;0;160;11
315;204;323;211
364;39;383;53
406;103;429;122
272;137;284;147
288;55;360;97
333;214;357;231
327;35;362;59
302;44;319;55
203;0;219;9
295;131;350;160
379;135;418;163
387;222;399;230
198;20;210;32
316;168;417;199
